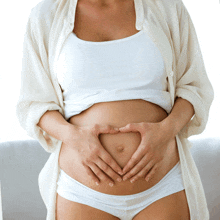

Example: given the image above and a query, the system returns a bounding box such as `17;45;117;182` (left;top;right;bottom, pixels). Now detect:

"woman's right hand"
60;123;124;186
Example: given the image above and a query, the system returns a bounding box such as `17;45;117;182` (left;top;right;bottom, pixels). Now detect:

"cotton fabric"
56;160;184;220
16;0;214;219
56;28;172;121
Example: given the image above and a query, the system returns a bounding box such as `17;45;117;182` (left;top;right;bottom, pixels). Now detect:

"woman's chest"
72;0;140;42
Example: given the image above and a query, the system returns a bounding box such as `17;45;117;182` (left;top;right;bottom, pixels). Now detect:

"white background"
0;0;219;143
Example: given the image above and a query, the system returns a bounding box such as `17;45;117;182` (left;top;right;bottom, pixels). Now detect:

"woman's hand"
61;124;124;186
118;122;174;183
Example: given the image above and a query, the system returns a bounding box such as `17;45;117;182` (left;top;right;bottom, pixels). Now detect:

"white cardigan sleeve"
173;0;214;139
16;9;63;153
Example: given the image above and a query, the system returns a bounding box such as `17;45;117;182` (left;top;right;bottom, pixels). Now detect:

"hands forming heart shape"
115;121;175;183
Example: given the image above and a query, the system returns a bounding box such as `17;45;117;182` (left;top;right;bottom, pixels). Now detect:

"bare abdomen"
62;99;179;195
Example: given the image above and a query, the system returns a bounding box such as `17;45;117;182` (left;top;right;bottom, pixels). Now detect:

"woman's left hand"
119;121;174;183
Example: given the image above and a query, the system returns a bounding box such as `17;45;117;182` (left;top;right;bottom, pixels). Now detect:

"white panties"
56;161;185;220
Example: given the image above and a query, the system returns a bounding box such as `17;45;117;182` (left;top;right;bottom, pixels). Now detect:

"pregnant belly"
65;99;180;195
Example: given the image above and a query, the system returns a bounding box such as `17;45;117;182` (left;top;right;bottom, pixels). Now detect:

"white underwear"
56;161;185;220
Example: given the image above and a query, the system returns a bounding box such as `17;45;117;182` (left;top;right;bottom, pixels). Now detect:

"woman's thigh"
56;190;190;220
133;189;190;220
56;193;120;220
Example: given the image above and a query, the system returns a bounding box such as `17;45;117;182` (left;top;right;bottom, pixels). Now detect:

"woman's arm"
37;110;77;144
169;0;214;139
161;97;195;138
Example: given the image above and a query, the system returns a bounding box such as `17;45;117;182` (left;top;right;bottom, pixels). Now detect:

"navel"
116;145;125;153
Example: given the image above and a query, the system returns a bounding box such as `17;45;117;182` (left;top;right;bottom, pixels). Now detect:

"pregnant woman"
16;0;214;219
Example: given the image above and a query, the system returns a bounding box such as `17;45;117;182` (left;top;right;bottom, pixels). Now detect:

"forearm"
37;110;76;143
161;97;195;138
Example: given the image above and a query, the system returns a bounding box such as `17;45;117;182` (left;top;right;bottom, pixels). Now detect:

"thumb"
119;123;137;133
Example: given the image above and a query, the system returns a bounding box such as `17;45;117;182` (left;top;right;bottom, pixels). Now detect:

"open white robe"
16;0;214;219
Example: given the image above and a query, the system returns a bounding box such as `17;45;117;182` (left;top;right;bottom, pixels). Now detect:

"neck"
85;0;127;7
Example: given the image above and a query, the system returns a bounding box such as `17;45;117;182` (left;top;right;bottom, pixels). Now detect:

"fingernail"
146;177;150;182
96;182;99;185
130;179;134;183
118;171;123;175
114;128;119;131
109;182;114;187
123;177;127;181
117;178;122;182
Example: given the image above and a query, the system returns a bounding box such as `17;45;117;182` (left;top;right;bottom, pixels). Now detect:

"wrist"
62;123;80;144
160;117;177;139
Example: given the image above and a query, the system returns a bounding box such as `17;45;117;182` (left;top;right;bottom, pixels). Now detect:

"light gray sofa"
0;137;220;220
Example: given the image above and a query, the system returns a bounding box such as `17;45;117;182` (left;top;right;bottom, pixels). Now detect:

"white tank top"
56;29;172;121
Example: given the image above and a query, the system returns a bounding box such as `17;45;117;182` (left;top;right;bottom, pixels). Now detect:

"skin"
56;0;193;219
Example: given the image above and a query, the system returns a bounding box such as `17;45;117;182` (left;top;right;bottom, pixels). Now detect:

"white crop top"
55;29;172;121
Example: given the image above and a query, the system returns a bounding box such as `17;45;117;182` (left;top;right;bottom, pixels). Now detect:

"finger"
83;164;101;186
94;124;120;135
122;145;146;174
98;146;123;175
145;164;159;182
122;154;149;181
88;162;115;187
95;157;122;183
119;123;139;133
129;160;155;183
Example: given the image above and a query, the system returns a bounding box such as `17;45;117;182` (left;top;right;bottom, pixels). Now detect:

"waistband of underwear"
57;161;182;199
